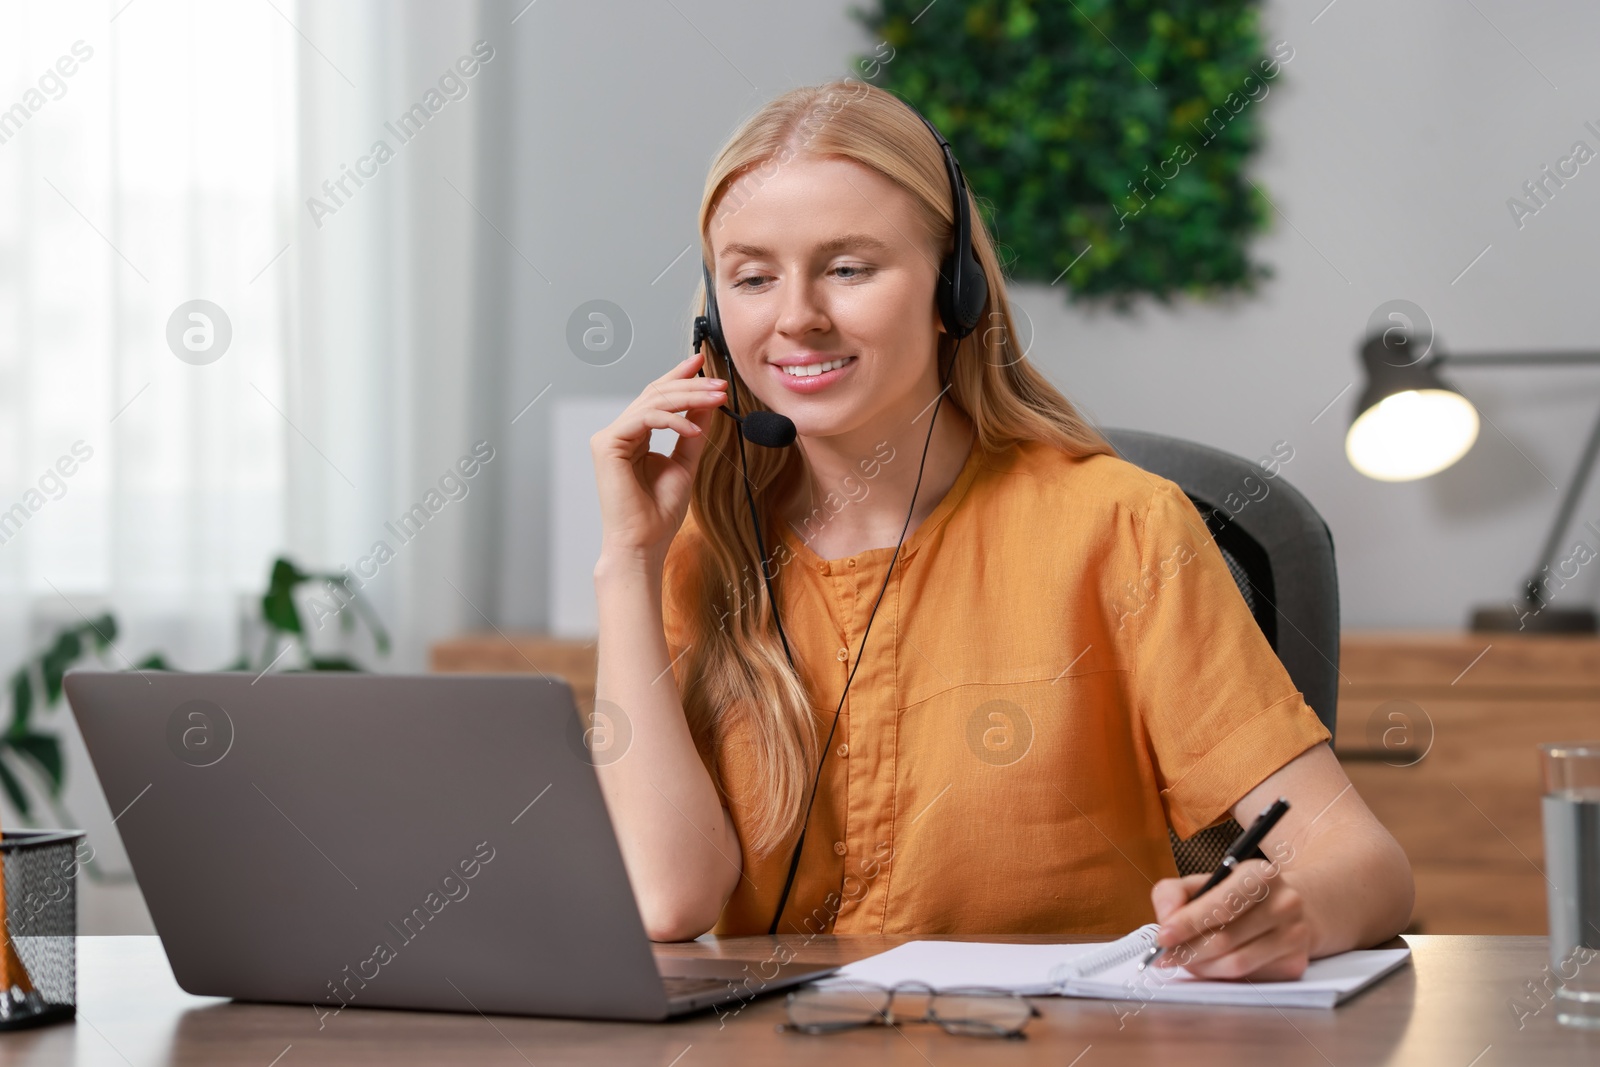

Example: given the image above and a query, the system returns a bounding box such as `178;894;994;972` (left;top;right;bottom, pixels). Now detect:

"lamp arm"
1437;351;1600;368
1522;400;1600;602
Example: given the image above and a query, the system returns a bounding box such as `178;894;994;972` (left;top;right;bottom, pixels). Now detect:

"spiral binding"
1047;923;1162;988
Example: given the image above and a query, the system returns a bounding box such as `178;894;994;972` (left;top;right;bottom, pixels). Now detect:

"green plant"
245;557;391;672
1;615;167;821
852;0;1280;307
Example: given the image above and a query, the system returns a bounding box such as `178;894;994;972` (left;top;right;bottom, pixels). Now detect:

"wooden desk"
5;935;1596;1065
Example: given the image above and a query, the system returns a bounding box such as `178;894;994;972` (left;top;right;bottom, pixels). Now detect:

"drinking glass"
1540;741;1600;1028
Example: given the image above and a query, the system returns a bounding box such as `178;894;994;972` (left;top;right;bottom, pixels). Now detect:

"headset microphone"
726;408;797;448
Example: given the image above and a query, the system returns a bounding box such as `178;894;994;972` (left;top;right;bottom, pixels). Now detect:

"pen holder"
0;830;85;1030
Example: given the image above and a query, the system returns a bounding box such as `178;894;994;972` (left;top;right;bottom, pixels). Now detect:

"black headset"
690;99;987;934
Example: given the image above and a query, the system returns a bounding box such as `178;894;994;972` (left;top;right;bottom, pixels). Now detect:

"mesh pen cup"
0;830;85;1030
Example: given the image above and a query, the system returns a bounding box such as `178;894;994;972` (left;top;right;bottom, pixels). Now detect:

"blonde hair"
677;81;1114;857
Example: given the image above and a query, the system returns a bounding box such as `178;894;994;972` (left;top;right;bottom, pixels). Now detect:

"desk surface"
5;934;1596;1065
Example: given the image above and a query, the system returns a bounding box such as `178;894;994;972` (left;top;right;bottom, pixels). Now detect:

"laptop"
64;670;834;1021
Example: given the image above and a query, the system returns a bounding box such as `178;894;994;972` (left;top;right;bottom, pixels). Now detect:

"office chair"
1104;428;1341;876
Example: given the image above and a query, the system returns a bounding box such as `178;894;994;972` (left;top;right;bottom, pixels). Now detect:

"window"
0;0;295;669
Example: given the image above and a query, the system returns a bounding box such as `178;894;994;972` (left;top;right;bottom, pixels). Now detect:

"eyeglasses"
780;980;1040;1038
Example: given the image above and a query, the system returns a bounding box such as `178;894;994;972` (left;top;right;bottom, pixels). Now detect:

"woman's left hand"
1148;858;1313;980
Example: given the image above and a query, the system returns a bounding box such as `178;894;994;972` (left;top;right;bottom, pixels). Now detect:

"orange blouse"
662;437;1330;938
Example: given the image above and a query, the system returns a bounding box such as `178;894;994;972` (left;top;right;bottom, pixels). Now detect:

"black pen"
1137;797;1292;972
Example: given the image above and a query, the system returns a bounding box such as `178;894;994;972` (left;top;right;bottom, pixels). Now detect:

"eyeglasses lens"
930;991;1035;1035
786;986;893;1029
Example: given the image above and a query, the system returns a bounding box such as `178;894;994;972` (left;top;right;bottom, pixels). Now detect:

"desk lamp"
1346;332;1600;633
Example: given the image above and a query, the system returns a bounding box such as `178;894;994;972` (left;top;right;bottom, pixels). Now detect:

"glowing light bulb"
1345;389;1480;482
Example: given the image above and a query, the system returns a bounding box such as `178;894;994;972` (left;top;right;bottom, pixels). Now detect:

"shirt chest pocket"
896;594;1096;709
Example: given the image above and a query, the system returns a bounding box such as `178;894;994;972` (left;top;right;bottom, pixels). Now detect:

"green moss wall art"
851;0;1294;309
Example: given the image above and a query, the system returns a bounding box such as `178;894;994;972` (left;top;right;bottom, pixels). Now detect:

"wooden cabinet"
430;629;1600;934
430;632;598;712
1336;631;1600;934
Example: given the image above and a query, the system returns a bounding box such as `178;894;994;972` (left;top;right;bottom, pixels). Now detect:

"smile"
779;357;855;378
770;355;856;395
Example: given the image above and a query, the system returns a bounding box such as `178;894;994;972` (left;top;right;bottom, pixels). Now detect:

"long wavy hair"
678;81;1114;857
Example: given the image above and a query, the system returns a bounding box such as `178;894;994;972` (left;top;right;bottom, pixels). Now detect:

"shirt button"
837;743;849;758
833;841;847;856
836;647;848;662
847;558;857;568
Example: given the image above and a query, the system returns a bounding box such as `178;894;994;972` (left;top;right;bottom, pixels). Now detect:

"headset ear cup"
938;248;988;340
953;245;988;338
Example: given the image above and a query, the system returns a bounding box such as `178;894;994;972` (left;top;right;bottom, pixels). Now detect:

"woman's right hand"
591;349;727;561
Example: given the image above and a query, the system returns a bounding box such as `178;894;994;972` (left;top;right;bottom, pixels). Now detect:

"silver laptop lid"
64;671;674;1021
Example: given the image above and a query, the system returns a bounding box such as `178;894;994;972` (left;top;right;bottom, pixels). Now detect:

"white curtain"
0;0;298;930
0;0;295;675
289;0;491;669
1;0;495;933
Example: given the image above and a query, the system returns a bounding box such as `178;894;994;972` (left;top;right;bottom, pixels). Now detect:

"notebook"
826;924;1411;1008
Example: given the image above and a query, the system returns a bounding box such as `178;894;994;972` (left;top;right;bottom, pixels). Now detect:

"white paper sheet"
827;940;1129;997
1059;947;1414;1008
826;938;1412;1007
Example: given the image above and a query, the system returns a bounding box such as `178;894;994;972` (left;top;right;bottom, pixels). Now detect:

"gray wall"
491;0;1600;631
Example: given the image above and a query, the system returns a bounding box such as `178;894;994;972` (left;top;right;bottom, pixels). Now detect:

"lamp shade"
1346;334;1479;482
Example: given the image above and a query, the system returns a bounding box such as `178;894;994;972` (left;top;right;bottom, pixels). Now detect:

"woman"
590;81;1412;981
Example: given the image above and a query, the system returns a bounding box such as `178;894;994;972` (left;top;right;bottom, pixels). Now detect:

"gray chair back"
1104;429;1340;875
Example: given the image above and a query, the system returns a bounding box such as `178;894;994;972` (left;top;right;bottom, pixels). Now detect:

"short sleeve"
1128;480;1331;839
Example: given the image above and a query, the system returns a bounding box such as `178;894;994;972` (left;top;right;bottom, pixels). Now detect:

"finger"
1163;895;1281;968
634;407;705;440
1157;862;1278;947
672;402;717;469
641;381;727;414
1151;874;1210;924
648;369;727;392
1179;922;1310;981
596;407;703;459
656;350;709;385
1158;862;1292;971
1184;927;1305;979
639;377;726;406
